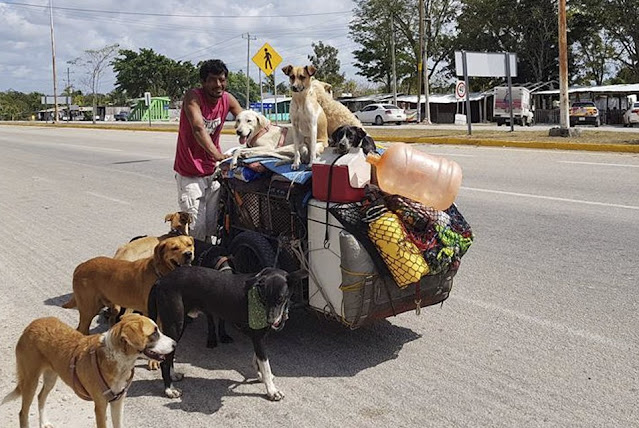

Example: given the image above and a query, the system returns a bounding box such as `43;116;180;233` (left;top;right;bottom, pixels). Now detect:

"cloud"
0;0;362;94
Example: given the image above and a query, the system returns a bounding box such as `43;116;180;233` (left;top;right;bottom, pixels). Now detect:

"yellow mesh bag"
367;211;429;287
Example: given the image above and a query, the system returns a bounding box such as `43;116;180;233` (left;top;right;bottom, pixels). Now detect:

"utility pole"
66;67;71;122
49;0;59;123
416;0;424;123
558;0;570;130
390;14;397;106
242;32;257;109
422;0;431;124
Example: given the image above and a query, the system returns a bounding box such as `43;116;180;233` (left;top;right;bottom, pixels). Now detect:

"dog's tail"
61;295;76;309
1;387;20;405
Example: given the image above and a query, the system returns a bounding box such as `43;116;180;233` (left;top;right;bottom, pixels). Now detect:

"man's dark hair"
199;59;228;81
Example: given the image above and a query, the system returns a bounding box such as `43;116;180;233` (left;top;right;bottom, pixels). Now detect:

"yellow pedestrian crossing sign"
252;43;282;76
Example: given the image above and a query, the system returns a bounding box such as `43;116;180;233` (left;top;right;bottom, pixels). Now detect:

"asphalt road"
0;126;637;428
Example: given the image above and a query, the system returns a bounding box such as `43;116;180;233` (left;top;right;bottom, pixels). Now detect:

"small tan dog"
281;64;329;169
113;211;192;262
63;235;195;334
2;314;175;428
311;79;365;137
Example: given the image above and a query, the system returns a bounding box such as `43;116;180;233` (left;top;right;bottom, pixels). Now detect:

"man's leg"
204;178;222;242
176;173;208;242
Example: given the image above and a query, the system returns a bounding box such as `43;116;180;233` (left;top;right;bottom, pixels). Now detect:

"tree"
593;0;639;82
112;48;198;102
225;70;260;107
0;91;43;120
308;41;346;88
68;44;120;123
451;0;558;88
349;0;460;94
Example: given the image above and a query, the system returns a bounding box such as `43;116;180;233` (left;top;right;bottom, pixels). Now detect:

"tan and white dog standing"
281;64;329;169
1;314;176;428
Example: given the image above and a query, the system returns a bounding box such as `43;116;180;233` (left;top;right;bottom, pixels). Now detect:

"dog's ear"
323;82;332;93
153;241;166;262
305;65;317;77
256;113;269;128
180;212;193;224
164;213;176;223
355;127;368;142
281;64;293;76
330;125;346;144
287;269;309;283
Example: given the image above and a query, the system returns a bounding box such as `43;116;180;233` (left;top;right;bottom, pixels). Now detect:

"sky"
0;0;361;95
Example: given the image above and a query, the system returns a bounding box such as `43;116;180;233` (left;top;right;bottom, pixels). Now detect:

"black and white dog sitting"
329;125;377;155
147;266;305;401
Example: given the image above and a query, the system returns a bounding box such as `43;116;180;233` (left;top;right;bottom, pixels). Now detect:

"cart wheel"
229;231;276;273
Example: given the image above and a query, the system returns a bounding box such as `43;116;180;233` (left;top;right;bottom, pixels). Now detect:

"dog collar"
70;347;134;403
213;255;232;272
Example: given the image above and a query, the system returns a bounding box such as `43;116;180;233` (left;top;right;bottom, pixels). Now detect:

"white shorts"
175;173;221;242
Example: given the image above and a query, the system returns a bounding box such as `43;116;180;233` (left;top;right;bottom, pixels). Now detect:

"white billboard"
40;96;71;105
455;51;517;78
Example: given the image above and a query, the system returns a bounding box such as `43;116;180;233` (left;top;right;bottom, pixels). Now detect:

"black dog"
148;266;304;400
329;125;377;155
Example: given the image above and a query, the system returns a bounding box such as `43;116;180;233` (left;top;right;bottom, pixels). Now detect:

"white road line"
429;152;475;157
558;160;639;168
452;295;631;350
461;186;639;210
33;141;123;153
85;191;130;205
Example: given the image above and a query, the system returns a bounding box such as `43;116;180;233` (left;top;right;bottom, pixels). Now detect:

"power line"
2;1;352;18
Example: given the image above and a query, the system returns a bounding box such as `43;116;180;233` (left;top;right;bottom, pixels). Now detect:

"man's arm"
227;92;243;118
182;89;226;161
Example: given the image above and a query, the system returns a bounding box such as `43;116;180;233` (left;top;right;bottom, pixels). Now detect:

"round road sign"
455;81;466;99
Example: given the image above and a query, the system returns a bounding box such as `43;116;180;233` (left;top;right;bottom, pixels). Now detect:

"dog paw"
206;339;218;349
291;162;300;170
41;423;54;428
267;390;284;401
171;372;184;382
165;387;182;399
147;360;160;371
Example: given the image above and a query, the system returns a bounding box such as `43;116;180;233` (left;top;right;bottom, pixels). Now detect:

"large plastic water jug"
366;143;462;210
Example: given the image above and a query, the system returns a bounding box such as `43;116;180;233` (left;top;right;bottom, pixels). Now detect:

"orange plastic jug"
366;143;462;210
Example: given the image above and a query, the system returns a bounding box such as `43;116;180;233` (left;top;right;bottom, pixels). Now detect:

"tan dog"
2;314;175;428
281;64;329;169
113;211;192;262
230;110;326;168
63;235;195;334
311;79;365;137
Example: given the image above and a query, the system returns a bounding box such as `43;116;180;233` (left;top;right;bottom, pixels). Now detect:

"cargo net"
330;189;474;289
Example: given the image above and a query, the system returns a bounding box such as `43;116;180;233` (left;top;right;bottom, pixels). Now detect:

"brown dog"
281;64;329;169
113;211;192;262
2;314;175;428
63;235;195;334
311;79;364;137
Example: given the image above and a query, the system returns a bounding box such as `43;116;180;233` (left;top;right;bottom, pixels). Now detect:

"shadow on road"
160;308;421;381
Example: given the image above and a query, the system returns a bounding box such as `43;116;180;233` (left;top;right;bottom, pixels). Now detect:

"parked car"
354;103;407;125
114;111;129;121
623;102;639;127
569;101;600;127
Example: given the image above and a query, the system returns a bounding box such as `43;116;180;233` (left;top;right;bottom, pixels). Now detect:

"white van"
493;86;535;126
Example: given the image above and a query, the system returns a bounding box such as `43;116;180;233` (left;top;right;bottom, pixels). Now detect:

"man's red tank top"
173;89;229;177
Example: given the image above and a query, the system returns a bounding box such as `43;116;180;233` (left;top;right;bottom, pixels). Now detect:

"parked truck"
493;86;535;126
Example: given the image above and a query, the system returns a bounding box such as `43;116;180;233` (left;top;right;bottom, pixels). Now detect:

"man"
174;59;243;242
